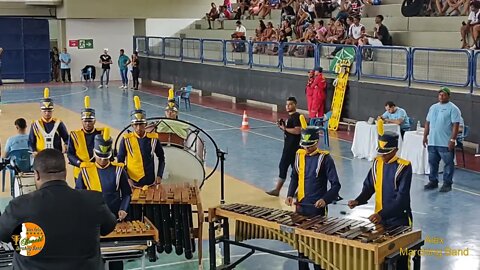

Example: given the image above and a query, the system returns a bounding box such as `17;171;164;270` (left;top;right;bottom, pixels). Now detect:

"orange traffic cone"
240;110;250;130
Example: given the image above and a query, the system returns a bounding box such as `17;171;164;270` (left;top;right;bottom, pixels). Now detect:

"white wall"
65;19;134;82
146;19;196;37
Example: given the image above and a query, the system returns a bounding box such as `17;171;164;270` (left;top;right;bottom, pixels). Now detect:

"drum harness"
35;120;61;149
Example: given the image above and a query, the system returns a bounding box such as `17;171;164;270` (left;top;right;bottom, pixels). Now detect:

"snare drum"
13;173;37;198
158;132;184;147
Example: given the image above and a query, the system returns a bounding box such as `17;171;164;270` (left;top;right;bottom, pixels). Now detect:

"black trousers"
61;68;71;82
108;261;123;270
132;67;140;88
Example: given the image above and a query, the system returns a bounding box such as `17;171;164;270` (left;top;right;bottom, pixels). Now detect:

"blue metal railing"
358;45;409;81
134;36;477;92
411;48;471;87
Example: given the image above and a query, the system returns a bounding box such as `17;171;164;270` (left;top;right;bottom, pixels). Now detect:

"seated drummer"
156;103;190;140
348;119;413;228
286;115;341;270
75;128;130;270
117;96;165;187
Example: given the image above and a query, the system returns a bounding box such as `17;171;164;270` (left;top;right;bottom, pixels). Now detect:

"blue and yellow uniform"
287;148;341;216
67;96;103;179
75;161;131;215
28;88;69;152
355;156;413;227
117;96;165;187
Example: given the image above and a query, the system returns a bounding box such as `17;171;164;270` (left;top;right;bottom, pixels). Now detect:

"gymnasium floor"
0;83;479;270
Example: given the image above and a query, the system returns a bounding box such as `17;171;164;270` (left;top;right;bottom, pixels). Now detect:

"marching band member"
155;89;190;139
348;119;413;269
75;128;130;270
348;119;413;226
67;96;103;180
28;88;69;155
117;96;165;187
286;115;341;270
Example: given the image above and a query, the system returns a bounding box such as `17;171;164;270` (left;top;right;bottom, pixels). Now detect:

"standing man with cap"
310;67;327;118
99;49;112;89
423;87;462;193
285;115;341;270
76;128;131;270
29;88;69;155
117;96;165;187
67;96;104;180
266;97;302;197
348;119;412;269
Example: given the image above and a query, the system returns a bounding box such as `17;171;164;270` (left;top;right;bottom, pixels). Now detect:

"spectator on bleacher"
378;101;411;137
461;2;480;48
262;22;276;40
265;30;282;55
224;0;232;11
336;0;350;20
234;0;251;20
349;0;364;16
280;19;294;40
345;16;366;45
206;3;219;30
315;20;328;42
217;5;232;29
316;0;338;18
363;15;392;46
326;19;346;44
231;21;247;51
306;0;318;18
252;20;267;53
281;0;296;22
295;8;312;37
248;0;272;18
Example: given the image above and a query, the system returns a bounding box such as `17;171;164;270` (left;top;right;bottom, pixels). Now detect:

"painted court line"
129;250;298;270
2;87;88;103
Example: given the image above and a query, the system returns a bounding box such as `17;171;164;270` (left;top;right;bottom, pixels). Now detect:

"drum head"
155;147;205;184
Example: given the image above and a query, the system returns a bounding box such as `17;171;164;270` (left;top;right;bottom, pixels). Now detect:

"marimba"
130;182;203;266
0;242;13;268
209;204;424;270
100;217;159;265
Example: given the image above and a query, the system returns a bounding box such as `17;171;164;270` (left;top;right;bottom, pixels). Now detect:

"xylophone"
0;242;13;269
100;217;159;264
209;204;424;270
130;182;203;266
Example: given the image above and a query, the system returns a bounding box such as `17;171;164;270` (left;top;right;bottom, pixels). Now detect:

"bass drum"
13;173;37;198
155;130;206;184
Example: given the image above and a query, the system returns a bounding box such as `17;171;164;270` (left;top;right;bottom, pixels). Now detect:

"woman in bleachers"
326;19;346;44
206;3;219;29
280;19;294;40
295;8;312;37
252;20;267;53
234;0;251;20
287;25;316;55
315;20;328;42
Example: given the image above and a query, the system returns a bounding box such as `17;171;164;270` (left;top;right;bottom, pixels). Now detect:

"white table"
351;121;403;161
400;131;449;175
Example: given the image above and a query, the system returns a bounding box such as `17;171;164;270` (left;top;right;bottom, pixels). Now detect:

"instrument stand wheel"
147;246;157;262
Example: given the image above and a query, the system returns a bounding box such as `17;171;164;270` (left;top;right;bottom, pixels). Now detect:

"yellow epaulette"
123;132;135;139
111;162;125;168
96;127;105;132
318;149;330;155
397;158;411;166
146;132;159;139
296;148;307;154
80;161;95;168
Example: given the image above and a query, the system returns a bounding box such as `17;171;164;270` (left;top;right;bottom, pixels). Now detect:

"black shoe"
439;185;452;193
424;181;439;190
265;189;280;197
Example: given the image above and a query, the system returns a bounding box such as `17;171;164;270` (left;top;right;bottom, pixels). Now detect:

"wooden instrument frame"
130;181;204;268
209;206;424;270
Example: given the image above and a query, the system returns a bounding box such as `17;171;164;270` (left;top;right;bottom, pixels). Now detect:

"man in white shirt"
346;16;365;46
59;48;72;83
461;2;480;48
231;21;247;52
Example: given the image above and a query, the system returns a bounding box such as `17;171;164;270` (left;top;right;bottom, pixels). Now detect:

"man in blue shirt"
379;101;410;137
423;87;462;193
59;48;71;83
118;49;131;89
3;118;29;158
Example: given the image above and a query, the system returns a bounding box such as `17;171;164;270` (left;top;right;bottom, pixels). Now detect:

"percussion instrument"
130;182;204;266
13;173;36;198
157;129;206;184
209;204;424;270
101;217;159;264
0;242;14;268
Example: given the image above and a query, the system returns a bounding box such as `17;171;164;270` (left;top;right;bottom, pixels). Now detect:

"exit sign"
78;39;94;49
69;40;78;47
